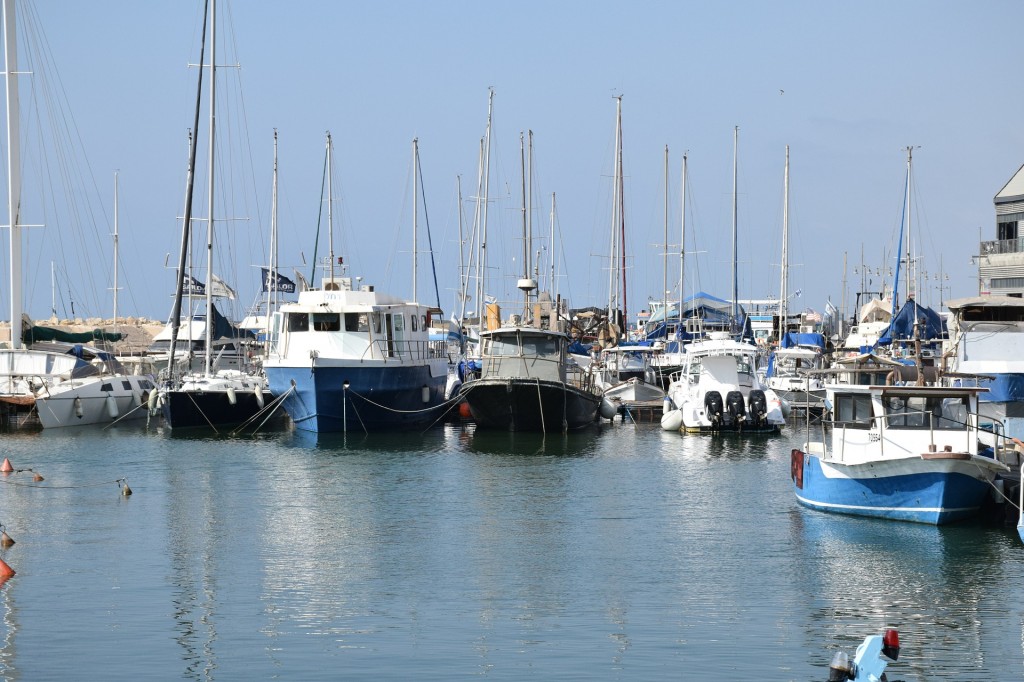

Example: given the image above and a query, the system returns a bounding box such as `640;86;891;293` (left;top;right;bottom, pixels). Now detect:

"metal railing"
980;238;1024;255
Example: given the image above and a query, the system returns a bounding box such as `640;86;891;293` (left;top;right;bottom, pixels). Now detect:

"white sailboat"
0;0;154;429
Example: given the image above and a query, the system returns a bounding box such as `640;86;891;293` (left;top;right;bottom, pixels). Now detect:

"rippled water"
0;419;1020;680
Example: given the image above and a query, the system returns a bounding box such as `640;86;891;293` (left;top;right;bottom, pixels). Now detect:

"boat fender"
599;396;617;420
226;386;237;405
105;394;119;419
74;396;84;419
660;409;683;431
254;385;265;409
147;389;159;413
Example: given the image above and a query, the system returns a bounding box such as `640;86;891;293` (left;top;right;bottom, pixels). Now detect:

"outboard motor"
703;391;724;430
748;389;768;428
726;390;746;429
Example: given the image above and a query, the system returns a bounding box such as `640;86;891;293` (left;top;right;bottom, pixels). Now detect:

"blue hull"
791;449;993;525
266;364;447;433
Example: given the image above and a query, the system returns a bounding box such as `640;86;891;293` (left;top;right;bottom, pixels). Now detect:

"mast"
327;131;335;286
167;0;209;379
662;144;668;338
779;145;789;341
3;0;22;349
731;125;739;331
527;130;534;306
112;171;120;325
520;132;527;313
264;129;278;344
203;0;217;378
607;96;622;326
905;146;914;303
618;102;627;333
477;88;493;329
550;192;557;302
412;137;418;302
679;152;687;336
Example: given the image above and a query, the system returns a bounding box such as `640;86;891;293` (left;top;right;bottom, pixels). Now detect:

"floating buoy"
32;472;43;482
105;394;119;418
226;385;237;405
0;558;15;578
0;458;12;474
661;408;684;431
121;482;132;497
74;396;84;418
254;385;264;409
0;531;14;548
458;401;472;420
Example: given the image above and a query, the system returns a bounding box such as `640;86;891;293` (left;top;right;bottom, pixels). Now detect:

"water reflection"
790;506;1016;678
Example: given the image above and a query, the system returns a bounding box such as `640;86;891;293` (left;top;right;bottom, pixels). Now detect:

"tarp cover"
23;326;123;344
877;299;946;344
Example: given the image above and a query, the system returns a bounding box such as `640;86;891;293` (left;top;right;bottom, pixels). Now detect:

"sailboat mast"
264;129;278;341
662;144;668;338
167;0;209;379
731;125;738;331
527;130;534;306
618;104;627;333
203;0;217;378
3;0;22;349
550;192;557;302
479;89;493;328
679;152;687;335
520;132;527;314
779;145;789;341
327;131;335;285
607;96;622;326
112;171;119;325
905;146;913;302
412;137;418;302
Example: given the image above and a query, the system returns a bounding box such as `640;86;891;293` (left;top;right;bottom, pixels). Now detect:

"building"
979;163;1024;296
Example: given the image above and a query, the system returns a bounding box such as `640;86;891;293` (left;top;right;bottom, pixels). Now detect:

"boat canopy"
780;332;826;350
23;325;122;345
877;299;946;344
645;292;751;342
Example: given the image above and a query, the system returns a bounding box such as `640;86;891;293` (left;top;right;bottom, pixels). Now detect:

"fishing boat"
791;381;1008;524
263;133;449;433
158;0;269;430
661;331;785;433
764;333;827;412
593;345;666;403
462;324;601;431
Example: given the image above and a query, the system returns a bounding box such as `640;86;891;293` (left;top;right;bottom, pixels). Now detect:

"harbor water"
0;418;1021;680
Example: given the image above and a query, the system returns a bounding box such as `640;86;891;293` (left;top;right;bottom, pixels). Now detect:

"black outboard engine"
726;390;746;429
703;390;724;430
748;389;768;428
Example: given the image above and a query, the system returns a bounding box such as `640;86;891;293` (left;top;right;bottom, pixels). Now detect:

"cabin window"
101;383;113;392
411;314;418;331
885;395;968;430
312;313;341;332
372;313;382;334
421;315;427;331
287;312;309;332
521;337;557;357
394;314;405;332
344;313;368;332
486;337;521;357
121;380;132;390
834;393;873;429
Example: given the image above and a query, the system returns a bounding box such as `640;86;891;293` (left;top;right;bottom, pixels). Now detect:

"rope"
0;475;128;490
230;386;292;436
536;378;546;434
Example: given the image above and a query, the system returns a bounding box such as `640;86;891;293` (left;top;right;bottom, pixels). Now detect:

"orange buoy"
0;531;13;548
0;558;15;578
0;458;12;474
458;401;472;420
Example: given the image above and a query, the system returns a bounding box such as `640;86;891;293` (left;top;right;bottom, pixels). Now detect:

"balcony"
980;238;1024;255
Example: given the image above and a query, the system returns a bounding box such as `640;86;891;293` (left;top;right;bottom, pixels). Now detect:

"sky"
2;0;1023;328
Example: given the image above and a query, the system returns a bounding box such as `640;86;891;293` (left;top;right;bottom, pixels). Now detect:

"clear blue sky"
3;0;1022;325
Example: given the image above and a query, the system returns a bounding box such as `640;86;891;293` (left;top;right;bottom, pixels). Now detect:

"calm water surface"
0;418;1020;680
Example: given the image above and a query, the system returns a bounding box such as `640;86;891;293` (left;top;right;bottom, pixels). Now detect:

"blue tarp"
877;299;946;344
643;291;752;342
780;332;826;350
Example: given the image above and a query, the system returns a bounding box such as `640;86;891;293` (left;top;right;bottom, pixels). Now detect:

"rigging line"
415;147;442;310
309;145;328;286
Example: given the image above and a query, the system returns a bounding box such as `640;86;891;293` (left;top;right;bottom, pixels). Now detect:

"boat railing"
364;338;449;362
825;405;988;463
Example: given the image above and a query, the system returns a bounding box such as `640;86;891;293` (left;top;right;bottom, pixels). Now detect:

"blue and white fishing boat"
263;278;449;433
263;133;449;433
791;382;1008;524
